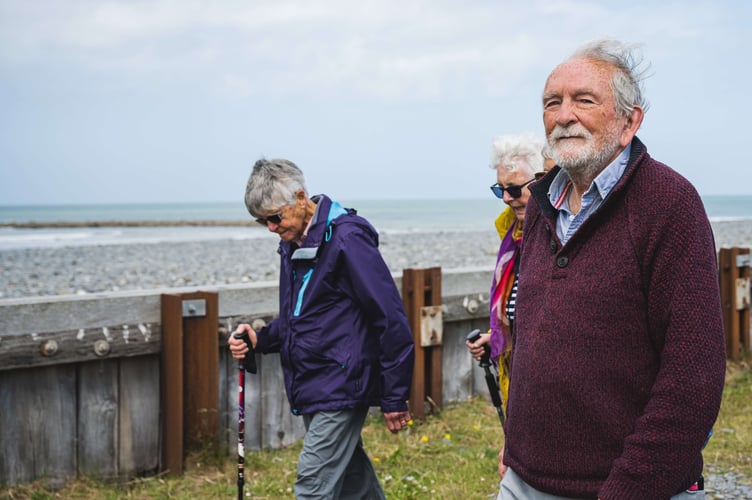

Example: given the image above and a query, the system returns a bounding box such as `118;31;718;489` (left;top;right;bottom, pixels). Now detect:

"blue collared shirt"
548;144;631;245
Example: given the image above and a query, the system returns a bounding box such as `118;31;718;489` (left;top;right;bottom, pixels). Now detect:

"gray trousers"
498;467;705;500
295;407;385;500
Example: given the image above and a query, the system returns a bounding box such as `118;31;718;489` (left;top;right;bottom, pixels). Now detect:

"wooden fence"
1;247;749;488
0;268;493;487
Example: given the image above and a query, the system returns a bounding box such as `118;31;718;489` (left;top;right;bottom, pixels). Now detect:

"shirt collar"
548;144;632;207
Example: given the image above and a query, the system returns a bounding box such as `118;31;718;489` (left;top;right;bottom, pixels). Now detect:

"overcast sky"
1;0;750;206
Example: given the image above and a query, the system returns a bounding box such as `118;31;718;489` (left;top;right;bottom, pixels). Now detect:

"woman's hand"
465;332;491;361
228;324;257;359
384;411;412;434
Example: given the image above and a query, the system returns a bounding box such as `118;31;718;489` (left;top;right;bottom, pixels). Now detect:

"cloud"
1;0;741;102
0;0;750;205
0;1;555;97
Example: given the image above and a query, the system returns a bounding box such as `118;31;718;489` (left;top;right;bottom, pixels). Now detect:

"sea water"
0;196;750;250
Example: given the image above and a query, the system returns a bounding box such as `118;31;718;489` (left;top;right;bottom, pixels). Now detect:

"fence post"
160;291;219;475
718;247;751;361
402;267;443;420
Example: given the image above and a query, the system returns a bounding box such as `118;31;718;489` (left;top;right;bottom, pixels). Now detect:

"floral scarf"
489;208;522;361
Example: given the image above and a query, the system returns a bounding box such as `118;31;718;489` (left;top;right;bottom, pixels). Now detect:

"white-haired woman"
465;133;547;479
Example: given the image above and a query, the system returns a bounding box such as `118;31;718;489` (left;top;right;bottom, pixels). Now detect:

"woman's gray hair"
571;38;651;118
490;133;546;177
244;158;308;217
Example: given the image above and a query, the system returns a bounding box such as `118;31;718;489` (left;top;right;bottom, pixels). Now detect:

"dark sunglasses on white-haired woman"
490;178;535;199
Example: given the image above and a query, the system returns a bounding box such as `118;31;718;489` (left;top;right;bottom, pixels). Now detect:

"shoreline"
0;220;255;228
3;214;752;229
1;220;751;300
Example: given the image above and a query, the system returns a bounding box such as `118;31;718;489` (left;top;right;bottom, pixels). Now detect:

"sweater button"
549;240;558;253
556;256;569;268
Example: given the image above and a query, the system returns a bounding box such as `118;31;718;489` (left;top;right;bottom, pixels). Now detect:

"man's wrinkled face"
542;58;629;178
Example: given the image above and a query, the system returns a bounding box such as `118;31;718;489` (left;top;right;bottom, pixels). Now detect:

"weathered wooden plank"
427;268;443;410
260;353;305;449
119;355;160;478
217;283;284;318
77;359;119;479
160;294;184;475
218;320;232;452
0;273;490;369
442;293;491;323
441;320;476;404
0;292;164;335
243;351;263;451
719;249;737;360
440;268;493;296
0;293;480;371
220;314;276;452
0;323;160;371
183;292;220;450
403;268;426;419
0;364;77;486
0;270;491;337
0;282;286;336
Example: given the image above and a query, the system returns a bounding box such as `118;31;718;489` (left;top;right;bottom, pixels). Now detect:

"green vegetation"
3;363;750;499
703;362;752;478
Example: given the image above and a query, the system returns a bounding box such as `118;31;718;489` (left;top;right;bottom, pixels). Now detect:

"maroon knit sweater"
504;138;726;499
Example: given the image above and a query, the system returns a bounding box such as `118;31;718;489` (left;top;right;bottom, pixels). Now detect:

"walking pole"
233;330;257;500
466;329;505;427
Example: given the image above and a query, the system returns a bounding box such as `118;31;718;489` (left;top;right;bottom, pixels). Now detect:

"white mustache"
549;124;591;141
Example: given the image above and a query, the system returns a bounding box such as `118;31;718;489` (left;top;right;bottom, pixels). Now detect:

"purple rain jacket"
253;194;415;416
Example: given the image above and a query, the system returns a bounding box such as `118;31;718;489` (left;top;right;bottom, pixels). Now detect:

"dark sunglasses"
255;210;284;226
490;178;536;199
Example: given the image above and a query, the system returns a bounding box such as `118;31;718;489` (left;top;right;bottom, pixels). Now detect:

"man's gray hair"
244;158;307;217
571;38;651;118
490;133;546;177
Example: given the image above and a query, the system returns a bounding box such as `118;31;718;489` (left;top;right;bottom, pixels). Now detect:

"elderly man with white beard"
496;39;726;500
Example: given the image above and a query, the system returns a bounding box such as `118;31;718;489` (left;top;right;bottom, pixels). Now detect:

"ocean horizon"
1;196;751;250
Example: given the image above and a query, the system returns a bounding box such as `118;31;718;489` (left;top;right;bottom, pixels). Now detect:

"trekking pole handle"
465;329;492;367
233;331;258;374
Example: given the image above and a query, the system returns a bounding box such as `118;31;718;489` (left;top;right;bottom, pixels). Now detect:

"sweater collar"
547;143;632;211
532;136;648;219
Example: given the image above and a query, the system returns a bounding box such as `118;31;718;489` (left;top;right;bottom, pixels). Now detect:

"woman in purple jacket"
228;158;414;499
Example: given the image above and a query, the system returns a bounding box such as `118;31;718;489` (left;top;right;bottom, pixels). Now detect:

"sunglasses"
490;178;536;199
255;209;284;226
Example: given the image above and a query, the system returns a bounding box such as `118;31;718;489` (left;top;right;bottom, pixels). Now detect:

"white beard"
548;122;623;185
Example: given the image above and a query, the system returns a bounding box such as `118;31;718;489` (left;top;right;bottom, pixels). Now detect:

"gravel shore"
0;230;502;299
1;219;751;300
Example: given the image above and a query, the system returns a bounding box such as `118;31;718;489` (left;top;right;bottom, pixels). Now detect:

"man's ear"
620;106;644;147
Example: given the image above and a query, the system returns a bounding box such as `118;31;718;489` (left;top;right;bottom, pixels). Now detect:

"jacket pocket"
294;344;353;402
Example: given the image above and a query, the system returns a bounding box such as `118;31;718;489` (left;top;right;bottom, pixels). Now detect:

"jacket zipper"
294;268;313;317
289;266;313;414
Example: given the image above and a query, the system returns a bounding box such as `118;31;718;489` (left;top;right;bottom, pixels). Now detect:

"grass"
3;362;750;500
703;360;752;478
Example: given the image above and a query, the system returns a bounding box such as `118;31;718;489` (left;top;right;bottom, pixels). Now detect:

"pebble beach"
1;219;751;300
